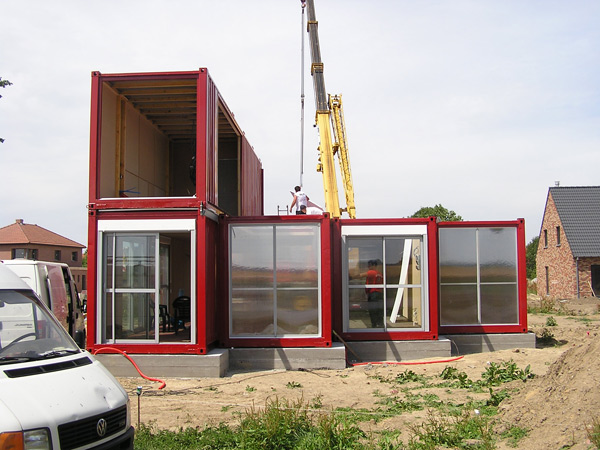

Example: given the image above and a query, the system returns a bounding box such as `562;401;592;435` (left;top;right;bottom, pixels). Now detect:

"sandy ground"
118;295;600;449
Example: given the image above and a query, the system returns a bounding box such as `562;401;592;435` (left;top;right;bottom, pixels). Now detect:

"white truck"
0;263;134;449
1;260;86;348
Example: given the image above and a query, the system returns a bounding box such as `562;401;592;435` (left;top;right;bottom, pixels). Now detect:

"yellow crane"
304;0;356;219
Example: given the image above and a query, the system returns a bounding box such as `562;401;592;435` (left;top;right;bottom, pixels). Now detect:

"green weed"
407;408;495;450
501;425;529;447
480;360;534;386
586;416;600;448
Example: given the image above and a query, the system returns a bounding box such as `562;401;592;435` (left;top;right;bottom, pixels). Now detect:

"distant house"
536;186;600;298
0;218;85;267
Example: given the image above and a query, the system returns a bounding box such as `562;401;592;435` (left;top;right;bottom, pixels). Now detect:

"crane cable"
300;1;306;188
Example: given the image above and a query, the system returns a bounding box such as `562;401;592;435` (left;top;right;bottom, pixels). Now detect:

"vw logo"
96;418;107;437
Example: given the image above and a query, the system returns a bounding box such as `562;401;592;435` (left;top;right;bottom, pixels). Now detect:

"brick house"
536;186;600;298
0;219;86;291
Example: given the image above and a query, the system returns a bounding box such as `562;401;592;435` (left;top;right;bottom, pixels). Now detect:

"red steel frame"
88;70;207;209
437;219;528;334
86;209;216;355
219;214;333;348
333;217;440;341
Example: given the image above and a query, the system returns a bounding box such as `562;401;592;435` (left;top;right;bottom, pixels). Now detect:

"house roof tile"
549;186;600;257
0;219;84;248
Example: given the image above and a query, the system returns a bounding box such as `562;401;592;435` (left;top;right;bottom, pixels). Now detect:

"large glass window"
439;227;518;326
229;224;320;338
103;234;157;341
344;230;427;332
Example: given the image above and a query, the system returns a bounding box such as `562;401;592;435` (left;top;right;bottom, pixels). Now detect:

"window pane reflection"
276;226;319;288
481;284;518;323
277;289;319;335
479;228;517;283
231;226;273;289
231;290;274;336
439;229;476;284
440;285;478;325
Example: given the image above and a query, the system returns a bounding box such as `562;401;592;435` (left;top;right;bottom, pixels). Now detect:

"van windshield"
0;289;80;363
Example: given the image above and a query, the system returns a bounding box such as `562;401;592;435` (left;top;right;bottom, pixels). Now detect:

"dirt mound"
498;336;600;449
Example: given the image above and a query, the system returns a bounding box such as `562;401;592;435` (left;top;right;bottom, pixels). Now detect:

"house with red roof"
0;219;85;266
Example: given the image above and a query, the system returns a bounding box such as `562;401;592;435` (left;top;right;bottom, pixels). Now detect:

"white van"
0;263;134;449
1;260;86;348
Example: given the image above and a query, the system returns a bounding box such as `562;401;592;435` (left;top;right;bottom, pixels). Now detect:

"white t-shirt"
295;191;308;210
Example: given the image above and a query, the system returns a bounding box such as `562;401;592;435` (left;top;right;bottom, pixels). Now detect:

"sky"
1;0;598;246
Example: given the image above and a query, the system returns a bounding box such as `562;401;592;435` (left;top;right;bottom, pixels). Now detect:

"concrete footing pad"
229;343;347;371
343;339;452;364
94;349;229;378
95;333;536;378
442;332;537;355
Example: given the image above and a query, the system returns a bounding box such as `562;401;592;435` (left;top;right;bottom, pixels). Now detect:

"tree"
526;236;539;279
0;77;12;143
411;204;463;222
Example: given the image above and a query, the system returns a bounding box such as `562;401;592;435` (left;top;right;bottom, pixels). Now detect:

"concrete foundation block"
442;332;536;355
229;343;347;371
345;339;452;363
95;348;229;378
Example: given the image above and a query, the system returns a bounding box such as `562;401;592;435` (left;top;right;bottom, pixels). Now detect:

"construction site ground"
119;295;600;449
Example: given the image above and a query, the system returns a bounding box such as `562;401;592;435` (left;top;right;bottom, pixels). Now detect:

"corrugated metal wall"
240;136;264;216
203;72;218;205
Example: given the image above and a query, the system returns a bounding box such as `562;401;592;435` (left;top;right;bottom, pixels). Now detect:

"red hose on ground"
92;347;166;390
350;355;464;367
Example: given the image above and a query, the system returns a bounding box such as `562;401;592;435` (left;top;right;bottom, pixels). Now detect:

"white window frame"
96;219;196;344
341;225;429;333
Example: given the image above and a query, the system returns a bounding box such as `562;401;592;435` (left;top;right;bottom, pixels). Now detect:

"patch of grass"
136;397;372;450
286;381;303;389
501;425;529;448
245;385;256;392
586;416;600;448
545;316;558;326
407;408;495;450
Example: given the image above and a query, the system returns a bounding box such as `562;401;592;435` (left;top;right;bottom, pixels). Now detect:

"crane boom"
304;0;356;218
330;94;356;219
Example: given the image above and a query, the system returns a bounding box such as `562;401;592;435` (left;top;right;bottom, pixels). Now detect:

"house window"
12;248;38;260
439;227;518;325
97;219;195;344
72;251;78;262
12;248;26;259
342;225;428;332
54;250;61;261
229;223;321;338
545;266;550;296
543;229;548;248
556;226;561;246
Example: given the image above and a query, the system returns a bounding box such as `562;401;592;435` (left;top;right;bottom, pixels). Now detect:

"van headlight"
0;429;52;450
24;429;51;450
